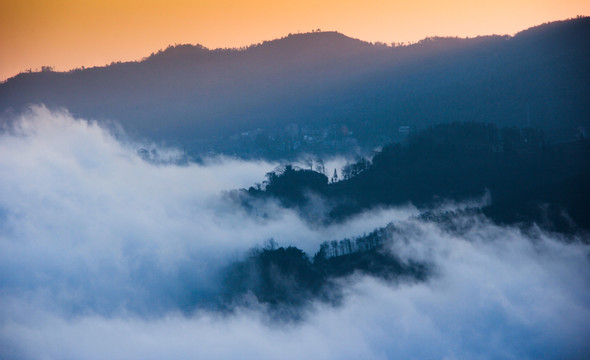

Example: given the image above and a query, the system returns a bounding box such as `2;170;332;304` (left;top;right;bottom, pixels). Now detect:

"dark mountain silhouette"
241;122;590;233
1;18;589;154
218;229;428;317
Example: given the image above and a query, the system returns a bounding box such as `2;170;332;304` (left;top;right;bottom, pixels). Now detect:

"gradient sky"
1;0;589;82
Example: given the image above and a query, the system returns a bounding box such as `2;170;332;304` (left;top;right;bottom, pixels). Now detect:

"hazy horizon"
1;0;589;81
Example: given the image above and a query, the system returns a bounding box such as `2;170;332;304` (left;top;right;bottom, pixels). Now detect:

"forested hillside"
1;18;589;157
241;122;590;232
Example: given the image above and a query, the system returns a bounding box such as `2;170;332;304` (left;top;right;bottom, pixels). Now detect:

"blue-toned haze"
0;107;589;359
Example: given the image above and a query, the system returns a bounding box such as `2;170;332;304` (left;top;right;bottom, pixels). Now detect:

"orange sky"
1;0;589;82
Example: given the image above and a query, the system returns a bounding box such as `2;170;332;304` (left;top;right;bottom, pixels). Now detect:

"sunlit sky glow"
1;0;588;81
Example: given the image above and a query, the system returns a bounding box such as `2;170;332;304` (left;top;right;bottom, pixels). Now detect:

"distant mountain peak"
145;43;211;62
138;31;373;67
514;15;590;38
1;17;588;150
262;30;369;47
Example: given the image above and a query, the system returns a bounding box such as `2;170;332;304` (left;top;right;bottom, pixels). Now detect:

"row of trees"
315;225;390;259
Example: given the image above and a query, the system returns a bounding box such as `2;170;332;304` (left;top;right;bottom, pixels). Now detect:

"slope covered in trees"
1;18;589;157
219;226;428;316
242;122;590;232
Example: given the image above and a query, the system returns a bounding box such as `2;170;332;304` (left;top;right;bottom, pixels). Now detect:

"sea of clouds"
1;106;589;359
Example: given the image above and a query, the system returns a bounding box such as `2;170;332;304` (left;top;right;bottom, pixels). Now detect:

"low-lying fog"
1;106;589;359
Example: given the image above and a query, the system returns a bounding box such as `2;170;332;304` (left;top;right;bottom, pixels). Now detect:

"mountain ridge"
1;17;589;156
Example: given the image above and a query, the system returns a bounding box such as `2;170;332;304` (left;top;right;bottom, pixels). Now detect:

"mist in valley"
1;107;589;359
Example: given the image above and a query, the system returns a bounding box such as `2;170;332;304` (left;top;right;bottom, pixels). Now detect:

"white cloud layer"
1;106;589;359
